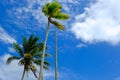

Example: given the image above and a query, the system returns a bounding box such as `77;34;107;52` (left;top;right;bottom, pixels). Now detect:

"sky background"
0;0;120;80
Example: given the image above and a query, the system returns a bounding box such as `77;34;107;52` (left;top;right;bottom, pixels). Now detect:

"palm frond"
43;65;49;70
13;42;23;57
42;3;51;16
53;13;70;20
49;19;65;30
38;42;44;51
28;34;34;43
22;34;39;53
30;47;39;56
22;36;28;53
28;35;39;49
33;53;51;58
32;59;50;66
6;56;20;64
18;59;25;66
30;64;37;71
48;2;62;15
42;1;62;17
43;61;50;66
30;64;38;79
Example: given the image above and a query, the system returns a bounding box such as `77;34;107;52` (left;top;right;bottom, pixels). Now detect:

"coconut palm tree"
6;34;50;80
39;1;69;80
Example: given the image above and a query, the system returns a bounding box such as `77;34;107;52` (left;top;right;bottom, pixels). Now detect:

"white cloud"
76;43;87;48
8;47;15;53
0;54;35;80
0;54;53;80
71;0;120;45
114;77;120;80
0;26;16;44
9;0;80;31
0;54;83;80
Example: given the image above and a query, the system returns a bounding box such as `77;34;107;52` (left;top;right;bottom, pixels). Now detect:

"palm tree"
39;1;69;80
6;34;50;80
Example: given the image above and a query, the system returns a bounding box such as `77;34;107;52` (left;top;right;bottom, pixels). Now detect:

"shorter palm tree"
6;34;51;80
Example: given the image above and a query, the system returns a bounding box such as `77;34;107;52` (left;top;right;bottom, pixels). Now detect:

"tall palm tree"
39;1;69;80
6;34;50;80
53;1;69;80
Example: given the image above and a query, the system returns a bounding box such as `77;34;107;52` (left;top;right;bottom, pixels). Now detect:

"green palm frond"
28;35;39;48
43;65;49;70
30;64;38;79
6;56;20;64
18;59;25;66
13;42;23;57
43;61;50;66
41;53;51;57
33;53;51;58
32;58;50;66
42;1;62;17
22;36;28;53
49;19;65;30
30;47;39;56
52;13;70;20
30;42;44;56
28;34;34;43
51;8;61;17
42;3;51;16
30;64;37;71
48;2;62;15
38;42;44;51
30;42;46;55
32;59;40;65
23;34;39;53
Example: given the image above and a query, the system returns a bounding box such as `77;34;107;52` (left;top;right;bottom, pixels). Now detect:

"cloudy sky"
1;0;120;80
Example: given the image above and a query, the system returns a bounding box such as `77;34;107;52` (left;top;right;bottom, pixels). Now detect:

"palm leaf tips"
13;42;23;57
6;56;20;64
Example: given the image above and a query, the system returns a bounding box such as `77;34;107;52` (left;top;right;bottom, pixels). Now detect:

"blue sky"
0;0;120;80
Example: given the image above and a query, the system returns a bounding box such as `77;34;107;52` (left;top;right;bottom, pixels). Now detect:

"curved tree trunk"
21;68;25;80
54;27;58;80
39;19;50;80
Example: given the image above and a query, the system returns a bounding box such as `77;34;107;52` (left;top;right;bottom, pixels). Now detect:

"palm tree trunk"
21;68;25;80
54;27;58;80
54;1;59;80
39;19;50;80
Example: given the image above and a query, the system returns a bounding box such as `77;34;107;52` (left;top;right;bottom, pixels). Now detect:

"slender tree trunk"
54;27;58;80
54;0;59;80
39;19;50;80
21;68;25;80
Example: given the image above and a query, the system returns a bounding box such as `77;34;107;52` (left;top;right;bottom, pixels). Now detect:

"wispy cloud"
0;54;53;80
0;54;84;80
8;47;15;53
77;43;87;48
0;26;16;44
58;67;87;80
71;0;120;45
114;77;120;80
7;0;81;30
